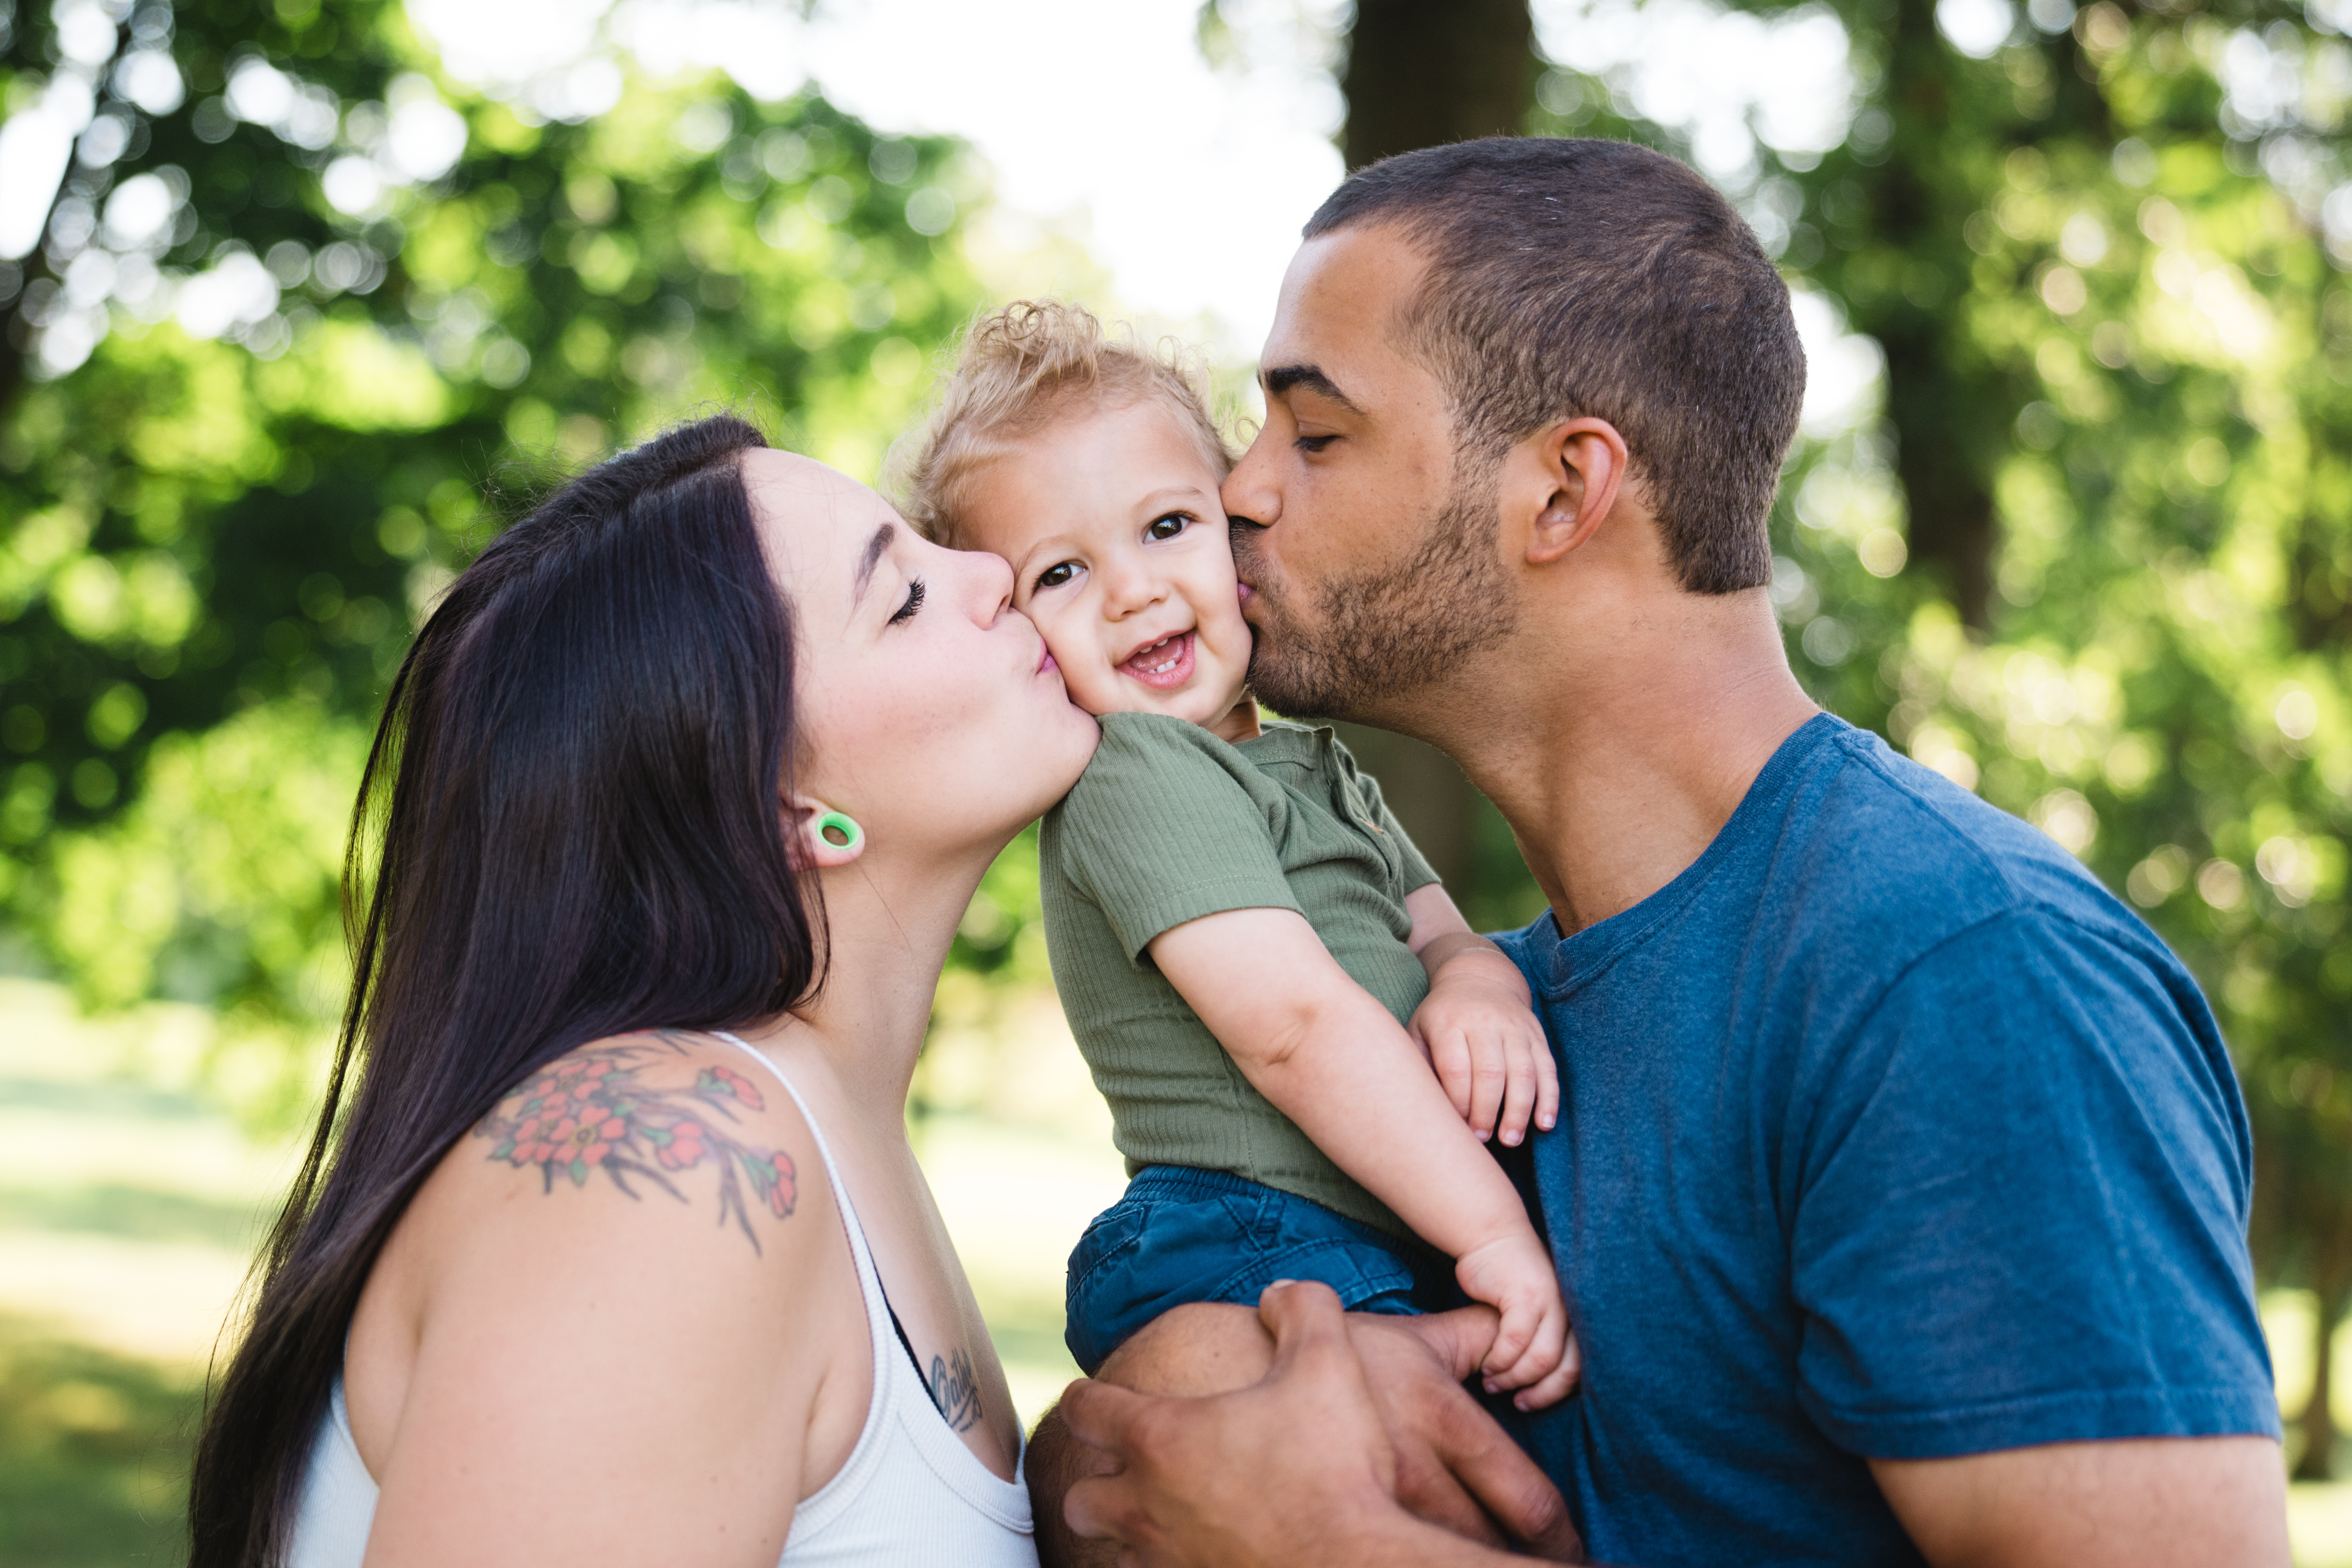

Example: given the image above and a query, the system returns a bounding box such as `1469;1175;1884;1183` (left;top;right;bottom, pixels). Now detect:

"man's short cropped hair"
1304;137;1804;594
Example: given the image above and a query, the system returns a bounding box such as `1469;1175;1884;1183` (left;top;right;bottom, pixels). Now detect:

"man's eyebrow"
853;521;895;605
1261;363;1363;414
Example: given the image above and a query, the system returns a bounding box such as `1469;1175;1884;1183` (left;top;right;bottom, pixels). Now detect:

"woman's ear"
783;794;867;870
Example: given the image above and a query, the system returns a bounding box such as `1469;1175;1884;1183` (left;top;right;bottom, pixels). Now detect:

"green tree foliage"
1532;0;2351;1472
0;0;987;1099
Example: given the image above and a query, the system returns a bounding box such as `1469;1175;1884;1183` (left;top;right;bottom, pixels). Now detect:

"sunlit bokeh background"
2;0;2349;1560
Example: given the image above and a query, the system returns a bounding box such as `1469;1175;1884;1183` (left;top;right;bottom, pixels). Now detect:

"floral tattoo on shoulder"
477;1032;797;1252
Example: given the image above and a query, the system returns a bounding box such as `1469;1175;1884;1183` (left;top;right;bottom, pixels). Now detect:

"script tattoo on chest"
923;1346;984;1433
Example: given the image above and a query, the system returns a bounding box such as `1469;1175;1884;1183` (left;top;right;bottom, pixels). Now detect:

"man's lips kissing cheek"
1118;628;1196;690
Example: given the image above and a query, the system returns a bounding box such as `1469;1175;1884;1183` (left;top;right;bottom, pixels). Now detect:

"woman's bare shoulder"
352;1031;860;1544
428;1028;830;1265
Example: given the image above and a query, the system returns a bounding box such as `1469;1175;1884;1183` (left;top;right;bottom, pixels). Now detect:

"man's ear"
783;793;866;871
1508;417;1631;566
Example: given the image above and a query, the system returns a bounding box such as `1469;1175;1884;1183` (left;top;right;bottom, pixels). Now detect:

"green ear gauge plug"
814;811;864;852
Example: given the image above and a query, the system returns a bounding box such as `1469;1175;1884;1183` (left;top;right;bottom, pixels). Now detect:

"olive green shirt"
1039;711;1441;1239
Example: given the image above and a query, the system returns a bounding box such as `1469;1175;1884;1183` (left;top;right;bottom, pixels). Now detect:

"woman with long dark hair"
188;414;1097;1566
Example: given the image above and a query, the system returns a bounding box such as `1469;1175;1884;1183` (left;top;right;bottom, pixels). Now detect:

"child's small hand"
1455;1231;1579;1412
1409;952;1558;1146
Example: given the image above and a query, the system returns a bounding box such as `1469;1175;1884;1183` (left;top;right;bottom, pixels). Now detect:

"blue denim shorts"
1063;1165;1458;1375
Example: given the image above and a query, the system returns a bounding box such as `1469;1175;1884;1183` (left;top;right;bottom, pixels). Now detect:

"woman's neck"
737;847;990;1127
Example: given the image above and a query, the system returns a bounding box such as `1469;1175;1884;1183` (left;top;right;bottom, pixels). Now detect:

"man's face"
1221;224;1518;723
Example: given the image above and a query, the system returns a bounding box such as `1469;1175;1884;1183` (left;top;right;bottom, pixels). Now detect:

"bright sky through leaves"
395;0;1889;422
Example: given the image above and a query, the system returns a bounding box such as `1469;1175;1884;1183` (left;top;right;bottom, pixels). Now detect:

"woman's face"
743;450;1097;860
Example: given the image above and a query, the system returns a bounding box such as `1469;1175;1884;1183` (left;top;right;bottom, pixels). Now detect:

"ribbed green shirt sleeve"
1057;711;1304;963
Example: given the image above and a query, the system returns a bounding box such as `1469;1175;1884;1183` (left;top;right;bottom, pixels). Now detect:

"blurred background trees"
1;0;2346;1494
0;0;997;1113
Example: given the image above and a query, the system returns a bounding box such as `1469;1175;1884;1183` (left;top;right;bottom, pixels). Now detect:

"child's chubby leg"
1064;1166;1439;1376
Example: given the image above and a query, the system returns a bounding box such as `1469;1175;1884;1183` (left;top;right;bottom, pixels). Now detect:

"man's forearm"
1028;1406;1120;1568
1032;1305;1279;1568
1032;1398;1527;1568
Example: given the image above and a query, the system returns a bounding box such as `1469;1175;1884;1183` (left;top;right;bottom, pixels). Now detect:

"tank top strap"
284;1029;1030;1568
709;1032;898;1352
709;1028;1031;1537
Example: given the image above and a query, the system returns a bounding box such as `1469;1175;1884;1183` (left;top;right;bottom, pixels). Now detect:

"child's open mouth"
1120;630;1195;690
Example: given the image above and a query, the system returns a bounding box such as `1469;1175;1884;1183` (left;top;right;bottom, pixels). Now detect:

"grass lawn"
0;977;1122;1566
0;974;2344;1564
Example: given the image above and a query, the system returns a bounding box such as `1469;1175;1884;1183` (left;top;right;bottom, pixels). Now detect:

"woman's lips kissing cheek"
1120;630;1195;690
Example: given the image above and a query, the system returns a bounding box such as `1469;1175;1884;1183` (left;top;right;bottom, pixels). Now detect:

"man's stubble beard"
1235;469;1519;724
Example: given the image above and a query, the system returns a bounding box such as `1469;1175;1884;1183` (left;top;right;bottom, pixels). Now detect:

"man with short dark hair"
1028;138;2288;1567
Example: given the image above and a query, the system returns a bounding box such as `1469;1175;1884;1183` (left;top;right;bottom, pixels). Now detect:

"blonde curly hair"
891;299;1234;550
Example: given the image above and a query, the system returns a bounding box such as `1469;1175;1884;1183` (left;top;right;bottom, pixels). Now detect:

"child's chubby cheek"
1057;643;1129;719
1020;599;1121;718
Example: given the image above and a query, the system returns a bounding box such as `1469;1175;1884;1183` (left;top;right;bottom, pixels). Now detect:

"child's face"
959;399;1252;731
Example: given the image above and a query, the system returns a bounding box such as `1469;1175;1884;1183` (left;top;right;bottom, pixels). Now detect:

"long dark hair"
188;414;819;1567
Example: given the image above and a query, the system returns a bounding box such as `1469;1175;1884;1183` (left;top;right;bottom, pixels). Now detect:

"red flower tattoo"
477;1032;799;1251
697;1064;765;1110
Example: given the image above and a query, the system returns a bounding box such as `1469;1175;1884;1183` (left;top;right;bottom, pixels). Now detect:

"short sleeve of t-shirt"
1789;907;2278;1458
1336;743;1442;896
1056;711;1304;964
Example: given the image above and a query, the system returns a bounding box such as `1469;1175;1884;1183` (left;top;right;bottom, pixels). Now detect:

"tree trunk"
1327;722;1479;892
1332;0;1537;915
1839;0;2115;630
0;317;22;431
2296;1227;2352;1481
1850;0;2002;629
1339;0;1538;170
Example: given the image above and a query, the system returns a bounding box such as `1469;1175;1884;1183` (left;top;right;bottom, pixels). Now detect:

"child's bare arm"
1149;906;1522;1258
1401;885;1559;1146
1147;906;1570;1401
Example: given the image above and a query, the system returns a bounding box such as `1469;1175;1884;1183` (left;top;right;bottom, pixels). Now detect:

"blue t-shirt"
1492;714;2277;1567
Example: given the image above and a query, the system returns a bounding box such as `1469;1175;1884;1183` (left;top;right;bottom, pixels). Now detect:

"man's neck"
1414;584;1818;937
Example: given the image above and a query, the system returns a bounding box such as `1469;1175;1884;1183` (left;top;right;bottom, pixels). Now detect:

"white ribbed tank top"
288;1033;1035;1567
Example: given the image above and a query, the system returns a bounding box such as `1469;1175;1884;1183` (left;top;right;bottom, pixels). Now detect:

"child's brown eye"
1037;562;1077;590
1147;513;1188;541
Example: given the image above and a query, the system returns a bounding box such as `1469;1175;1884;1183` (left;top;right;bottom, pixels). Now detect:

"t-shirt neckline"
1529;711;1847;999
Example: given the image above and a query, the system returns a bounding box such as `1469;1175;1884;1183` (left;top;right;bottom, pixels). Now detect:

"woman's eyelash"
1295;435;1337;454
888;580;926;624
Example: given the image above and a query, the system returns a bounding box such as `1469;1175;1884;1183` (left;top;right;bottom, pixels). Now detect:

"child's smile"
1120;629;1195;688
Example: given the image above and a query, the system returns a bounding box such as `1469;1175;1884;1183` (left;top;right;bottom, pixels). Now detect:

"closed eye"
1035;561;1081;592
888;579;926;624
1294;434;1337;454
